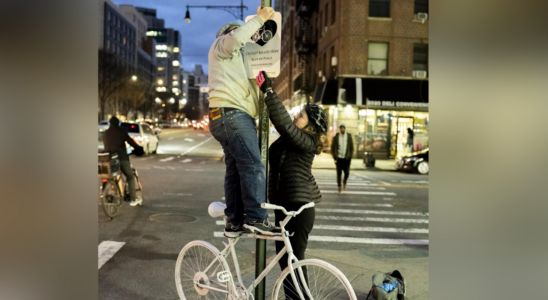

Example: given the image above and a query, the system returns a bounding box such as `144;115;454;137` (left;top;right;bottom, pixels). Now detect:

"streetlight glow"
158;79;164;85
184;6;191;23
181;99;187;105
155;98;161;103
169;98;175;104
131;75;137;81
173;47;180;53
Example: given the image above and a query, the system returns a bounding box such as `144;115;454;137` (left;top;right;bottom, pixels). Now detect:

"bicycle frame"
199;212;314;300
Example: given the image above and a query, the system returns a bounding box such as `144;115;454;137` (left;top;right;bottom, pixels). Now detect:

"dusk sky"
112;0;276;74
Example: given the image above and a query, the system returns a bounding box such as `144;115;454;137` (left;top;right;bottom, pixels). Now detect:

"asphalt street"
98;128;429;300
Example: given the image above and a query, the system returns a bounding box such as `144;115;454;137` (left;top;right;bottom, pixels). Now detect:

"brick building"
273;0;429;159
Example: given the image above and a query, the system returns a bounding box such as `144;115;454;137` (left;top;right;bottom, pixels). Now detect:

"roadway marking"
383;198;393;201
315;182;377;186
184;138;194;142
212;232;428;245
167;166;176;170
315;215;429;224
159;156;175;162
313;225;428;234
163;193;193;196
320;202;393;208
185;169;204;171
321;190;396;196
181;137;213;156
315;208;427;216
98;241;125;269
153;166;166;170
308;236;428;245
377;184;428;188
401;180;429;184
181;159;192;163
197;134;205;137
353;173;391;185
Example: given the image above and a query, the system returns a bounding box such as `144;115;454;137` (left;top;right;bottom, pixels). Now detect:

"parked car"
395;148;429;174
120;122;159;155
143;121;162;136
98;121;109;132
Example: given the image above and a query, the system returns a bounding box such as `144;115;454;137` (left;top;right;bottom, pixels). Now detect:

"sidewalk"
313;152;396;171
306;247;429;300
269;133;396;171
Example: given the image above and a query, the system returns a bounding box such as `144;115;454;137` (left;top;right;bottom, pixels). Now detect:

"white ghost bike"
175;202;357;300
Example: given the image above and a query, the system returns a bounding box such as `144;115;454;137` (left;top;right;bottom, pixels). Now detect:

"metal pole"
255;2;272;300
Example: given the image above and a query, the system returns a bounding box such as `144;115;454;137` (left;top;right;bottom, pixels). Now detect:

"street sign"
243;12;282;79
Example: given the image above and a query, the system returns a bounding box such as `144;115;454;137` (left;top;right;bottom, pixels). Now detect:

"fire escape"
294;0;318;99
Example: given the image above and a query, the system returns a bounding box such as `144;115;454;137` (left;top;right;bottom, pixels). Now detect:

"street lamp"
157;79;164;85
169;98;175;104
131;75;137;81
155;97;162;104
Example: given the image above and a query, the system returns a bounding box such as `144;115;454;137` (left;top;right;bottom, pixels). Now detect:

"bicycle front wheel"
272;259;357;300
175;241;230;300
101;180;122;218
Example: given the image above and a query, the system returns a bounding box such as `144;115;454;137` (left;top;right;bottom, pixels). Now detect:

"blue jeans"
209;109;268;224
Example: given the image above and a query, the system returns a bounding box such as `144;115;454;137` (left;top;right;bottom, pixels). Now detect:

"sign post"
246;1;276;300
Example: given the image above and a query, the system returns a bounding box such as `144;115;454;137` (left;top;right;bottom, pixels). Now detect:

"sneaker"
243;219;281;236
130;198;143;206
338;186;342;194
224;222;245;238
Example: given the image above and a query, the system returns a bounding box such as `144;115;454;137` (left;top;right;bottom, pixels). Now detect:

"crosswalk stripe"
322;190;396;196
181;137;214;156
159;156;175;162
315;208;427;216
98;241;125;269
217;216;428;225
319;202;393;208
316;182;377;186
318;185;386;190
313;225;428;234
214;221;426;234
212;232;428;245
316;215;429;223
181;158;192;163
309;236;428;245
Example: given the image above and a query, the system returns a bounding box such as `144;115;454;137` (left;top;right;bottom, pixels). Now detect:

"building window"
414;0;429;14
367;42;388;75
324;4;328;29
413;44;428;72
331;0;336;25
369;0;390;18
319;10;323;39
106;40;110;51
107;11;110;21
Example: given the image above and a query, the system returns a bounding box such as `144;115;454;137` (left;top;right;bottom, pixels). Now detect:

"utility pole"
255;3;272;300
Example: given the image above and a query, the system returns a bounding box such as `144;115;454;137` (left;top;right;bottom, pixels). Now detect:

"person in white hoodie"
208;6;279;237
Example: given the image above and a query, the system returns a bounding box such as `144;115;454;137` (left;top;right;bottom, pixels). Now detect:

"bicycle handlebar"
261;202;315;216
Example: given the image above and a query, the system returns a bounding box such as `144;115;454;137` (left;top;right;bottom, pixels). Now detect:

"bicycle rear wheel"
175;241;230;300
101;180;122;218
272;259;357;300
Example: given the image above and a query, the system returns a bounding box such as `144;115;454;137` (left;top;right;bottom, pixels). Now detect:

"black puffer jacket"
265;92;321;205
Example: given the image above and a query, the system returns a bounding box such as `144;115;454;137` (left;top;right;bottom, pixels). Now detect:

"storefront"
358;100;429;159
313;77;428;159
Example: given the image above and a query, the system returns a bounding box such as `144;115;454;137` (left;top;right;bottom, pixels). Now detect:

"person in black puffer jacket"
256;71;327;299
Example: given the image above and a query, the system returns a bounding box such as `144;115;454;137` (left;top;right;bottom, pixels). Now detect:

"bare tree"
98;50;133;120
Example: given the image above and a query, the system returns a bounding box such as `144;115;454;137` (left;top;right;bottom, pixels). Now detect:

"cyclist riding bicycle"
102;116;144;207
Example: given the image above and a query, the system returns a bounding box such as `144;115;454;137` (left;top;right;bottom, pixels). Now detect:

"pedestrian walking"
331;124;354;194
256;71;327;299
207;6;279;237
407;127;414;153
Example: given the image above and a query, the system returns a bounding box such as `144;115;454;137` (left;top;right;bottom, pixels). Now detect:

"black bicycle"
98;152;143;218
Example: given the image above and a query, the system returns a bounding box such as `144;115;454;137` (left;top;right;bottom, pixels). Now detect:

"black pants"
275;203;315;300
336;158;351;187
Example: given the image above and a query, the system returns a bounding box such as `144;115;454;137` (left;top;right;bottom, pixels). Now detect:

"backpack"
365;270;406;300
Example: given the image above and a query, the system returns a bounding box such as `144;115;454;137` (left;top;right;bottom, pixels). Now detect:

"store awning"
342;77;428;104
312;80;338;105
